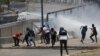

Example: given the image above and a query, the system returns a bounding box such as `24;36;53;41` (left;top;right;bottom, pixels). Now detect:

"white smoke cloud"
49;3;100;39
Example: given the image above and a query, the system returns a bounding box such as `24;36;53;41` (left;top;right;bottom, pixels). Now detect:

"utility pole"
26;0;29;11
41;0;44;27
0;28;1;37
7;0;10;10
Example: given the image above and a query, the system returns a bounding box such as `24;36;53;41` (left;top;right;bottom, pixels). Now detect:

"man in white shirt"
43;25;50;44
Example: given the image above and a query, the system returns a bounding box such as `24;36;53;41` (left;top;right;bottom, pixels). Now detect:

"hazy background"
48;3;100;39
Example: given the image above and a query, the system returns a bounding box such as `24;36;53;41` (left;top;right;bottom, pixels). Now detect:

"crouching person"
13;32;22;46
59;27;69;56
26;28;36;47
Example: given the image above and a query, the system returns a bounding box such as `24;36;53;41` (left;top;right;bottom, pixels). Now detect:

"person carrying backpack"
59;27;69;56
24;27;36;47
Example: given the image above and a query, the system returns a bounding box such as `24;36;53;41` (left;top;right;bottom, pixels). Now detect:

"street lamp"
41;0;44;27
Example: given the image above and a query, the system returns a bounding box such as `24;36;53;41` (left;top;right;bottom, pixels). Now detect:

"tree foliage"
0;0;7;4
0;0;25;12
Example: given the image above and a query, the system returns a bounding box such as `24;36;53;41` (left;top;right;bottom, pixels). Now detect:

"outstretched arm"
80;26;83;30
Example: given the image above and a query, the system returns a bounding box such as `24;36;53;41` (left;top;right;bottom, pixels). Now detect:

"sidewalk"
71;48;100;56
1;38;100;56
1;38;100;49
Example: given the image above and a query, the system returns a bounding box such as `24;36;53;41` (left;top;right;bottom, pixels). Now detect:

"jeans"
28;37;36;47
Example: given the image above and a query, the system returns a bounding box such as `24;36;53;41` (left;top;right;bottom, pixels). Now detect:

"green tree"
0;0;4;12
0;0;11;12
0;0;25;12
0;0;8;4
0;0;8;12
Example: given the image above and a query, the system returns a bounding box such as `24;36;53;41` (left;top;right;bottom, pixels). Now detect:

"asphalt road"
0;49;77;56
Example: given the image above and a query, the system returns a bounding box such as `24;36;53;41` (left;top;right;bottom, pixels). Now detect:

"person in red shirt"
13;32;22;46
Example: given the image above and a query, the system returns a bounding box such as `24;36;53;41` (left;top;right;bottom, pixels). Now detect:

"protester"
43;25;50;44
24;31;30;46
50;28;57;48
80;25;88;43
37;27;45;43
59;27;69;56
90;24;98;43
13;32;22;46
23;27;36;47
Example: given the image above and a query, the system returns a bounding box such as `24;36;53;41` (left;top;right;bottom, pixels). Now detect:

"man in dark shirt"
50;28;57;48
80;25;88;43
90;24;98;43
24;27;36;47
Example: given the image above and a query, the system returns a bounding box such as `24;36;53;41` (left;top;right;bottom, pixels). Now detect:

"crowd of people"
12;25;58;47
37;25;57;47
12;24;98;56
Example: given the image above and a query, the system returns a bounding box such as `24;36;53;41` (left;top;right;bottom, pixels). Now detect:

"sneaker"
92;40;95;43
80;40;84;44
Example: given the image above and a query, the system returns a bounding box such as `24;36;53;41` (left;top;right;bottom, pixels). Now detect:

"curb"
0;46;99;49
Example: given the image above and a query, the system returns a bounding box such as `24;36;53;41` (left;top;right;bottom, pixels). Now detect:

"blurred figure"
24;27;36;47
37;27;45;43
59;27;69;56
13;32;22;46
50;28;57;48
90;24;98;43
80;25;88;43
43;25;50;44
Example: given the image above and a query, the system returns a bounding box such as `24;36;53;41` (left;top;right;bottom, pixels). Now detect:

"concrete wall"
0;20;32;43
0;19;40;46
0;20;35;37
32;0;84;3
